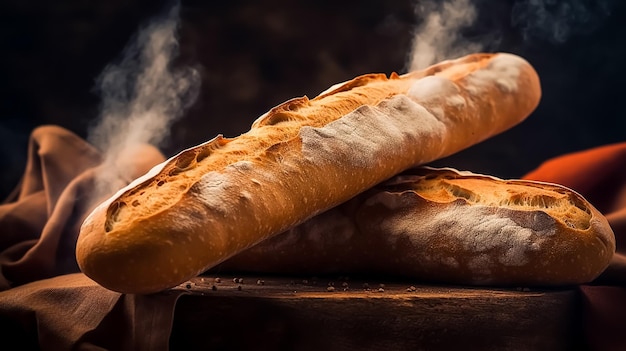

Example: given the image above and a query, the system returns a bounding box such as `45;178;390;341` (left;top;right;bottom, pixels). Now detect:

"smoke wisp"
87;3;200;198
512;0;614;44
407;0;483;72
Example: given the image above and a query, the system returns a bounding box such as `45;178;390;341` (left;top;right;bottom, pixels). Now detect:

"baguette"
218;167;616;286
76;52;542;294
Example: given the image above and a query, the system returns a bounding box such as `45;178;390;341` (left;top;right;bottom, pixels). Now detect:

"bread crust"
76;53;542;294
220;167;616;286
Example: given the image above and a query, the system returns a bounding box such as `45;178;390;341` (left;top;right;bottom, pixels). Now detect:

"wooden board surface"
168;274;584;350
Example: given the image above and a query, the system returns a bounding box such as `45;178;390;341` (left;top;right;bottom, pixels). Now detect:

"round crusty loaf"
219;167;615;286
76;53;541;294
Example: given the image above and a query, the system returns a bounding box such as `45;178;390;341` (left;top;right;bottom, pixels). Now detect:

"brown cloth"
0;125;166;287
1;125;626;350
0;125;181;350
0;273;185;351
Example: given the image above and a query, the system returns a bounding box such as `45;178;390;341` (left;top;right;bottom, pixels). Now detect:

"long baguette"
76;52;542;294
218;167;615;286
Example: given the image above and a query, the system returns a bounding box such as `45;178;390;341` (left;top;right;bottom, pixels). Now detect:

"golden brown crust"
76;53;542;294
220;167;615;286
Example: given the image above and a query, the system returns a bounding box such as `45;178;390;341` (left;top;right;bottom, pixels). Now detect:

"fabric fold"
0;125;165;289
0;273;187;351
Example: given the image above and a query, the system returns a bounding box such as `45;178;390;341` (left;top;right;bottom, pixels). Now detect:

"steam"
407;0;483;71
512;0;613;44
87;2;200;198
407;0;615;71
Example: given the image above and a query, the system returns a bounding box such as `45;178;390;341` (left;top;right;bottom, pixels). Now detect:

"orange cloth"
522;142;626;351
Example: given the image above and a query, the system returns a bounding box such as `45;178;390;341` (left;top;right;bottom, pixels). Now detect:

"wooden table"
169;274;583;350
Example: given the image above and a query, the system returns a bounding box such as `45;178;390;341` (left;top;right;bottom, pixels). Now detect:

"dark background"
1;0;625;200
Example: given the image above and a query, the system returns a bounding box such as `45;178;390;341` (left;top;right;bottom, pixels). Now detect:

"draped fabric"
0;125;180;350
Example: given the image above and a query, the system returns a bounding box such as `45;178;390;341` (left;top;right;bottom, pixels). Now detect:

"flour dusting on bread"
376;202;551;268
467;53;522;94
300;95;447;168
407;76;461;102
